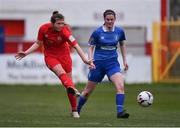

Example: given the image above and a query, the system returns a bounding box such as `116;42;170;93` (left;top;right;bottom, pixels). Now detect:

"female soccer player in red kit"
15;11;92;118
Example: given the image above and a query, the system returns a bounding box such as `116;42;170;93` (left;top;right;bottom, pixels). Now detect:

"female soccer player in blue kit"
77;9;129;118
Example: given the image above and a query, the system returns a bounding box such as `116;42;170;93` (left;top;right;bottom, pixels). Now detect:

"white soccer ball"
137;91;153;107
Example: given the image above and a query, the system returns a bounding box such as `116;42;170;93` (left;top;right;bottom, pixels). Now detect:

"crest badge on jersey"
57;36;62;41
45;34;48;38
115;35;119;41
101;36;105;40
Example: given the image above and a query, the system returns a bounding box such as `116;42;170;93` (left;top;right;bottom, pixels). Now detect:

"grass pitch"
0;83;180;127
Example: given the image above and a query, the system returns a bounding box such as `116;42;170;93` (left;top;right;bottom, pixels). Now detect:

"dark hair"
50;11;64;24
103;9;116;18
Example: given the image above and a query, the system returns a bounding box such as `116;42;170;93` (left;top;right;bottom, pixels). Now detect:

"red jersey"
37;23;77;57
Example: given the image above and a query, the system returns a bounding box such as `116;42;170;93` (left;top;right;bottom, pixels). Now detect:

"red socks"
58;73;77;111
67;93;77;111
58;73;74;88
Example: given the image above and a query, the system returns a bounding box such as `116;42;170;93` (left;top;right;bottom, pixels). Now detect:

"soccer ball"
137;91;153;107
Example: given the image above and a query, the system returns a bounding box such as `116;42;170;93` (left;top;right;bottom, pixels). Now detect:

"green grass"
0;83;180;127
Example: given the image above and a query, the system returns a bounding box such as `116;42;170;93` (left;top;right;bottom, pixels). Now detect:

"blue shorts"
88;58;121;82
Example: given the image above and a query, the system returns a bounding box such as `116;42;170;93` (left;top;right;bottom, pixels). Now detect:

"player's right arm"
15;40;42;60
87;31;98;69
15;25;44;60
88;45;94;60
88;45;96;69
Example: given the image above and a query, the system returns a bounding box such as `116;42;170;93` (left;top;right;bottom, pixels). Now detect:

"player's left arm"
62;27;93;65
73;44;93;65
119;40;128;71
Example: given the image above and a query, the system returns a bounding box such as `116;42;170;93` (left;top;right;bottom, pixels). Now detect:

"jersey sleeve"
119;29;126;42
88;30;98;46
62;26;77;47
37;26;44;41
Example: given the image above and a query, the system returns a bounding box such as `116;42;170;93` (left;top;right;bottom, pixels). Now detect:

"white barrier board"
0;54;151;84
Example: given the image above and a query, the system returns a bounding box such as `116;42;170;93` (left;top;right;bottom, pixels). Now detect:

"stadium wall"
0;54;151;84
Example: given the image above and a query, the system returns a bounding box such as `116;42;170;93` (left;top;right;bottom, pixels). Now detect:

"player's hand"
84;58;96;69
15;51;27;60
124;63;129;71
84;58;93;65
89;62;96;70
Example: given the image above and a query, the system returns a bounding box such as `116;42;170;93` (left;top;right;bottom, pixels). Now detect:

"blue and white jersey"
88;25;126;60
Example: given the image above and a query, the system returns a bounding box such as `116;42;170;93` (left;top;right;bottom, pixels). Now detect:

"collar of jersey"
102;25;115;32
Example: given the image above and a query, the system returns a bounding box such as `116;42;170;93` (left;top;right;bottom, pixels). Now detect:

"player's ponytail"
50;11;64;24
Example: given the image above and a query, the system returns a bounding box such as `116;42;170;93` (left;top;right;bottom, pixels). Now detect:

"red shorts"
44;54;72;73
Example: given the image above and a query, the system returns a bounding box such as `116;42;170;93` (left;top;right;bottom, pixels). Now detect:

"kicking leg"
52;64;80;96
51;64;80;118
66;72;80;118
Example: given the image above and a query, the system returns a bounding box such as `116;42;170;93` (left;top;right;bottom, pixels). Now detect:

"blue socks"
77;94;124;114
77;95;87;114
116;93;125;113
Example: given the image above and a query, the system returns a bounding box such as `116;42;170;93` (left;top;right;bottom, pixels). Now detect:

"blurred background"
0;0;179;84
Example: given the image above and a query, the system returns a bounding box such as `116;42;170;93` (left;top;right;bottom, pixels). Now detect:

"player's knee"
82;91;90;98
116;85;124;93
84;93;89;98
